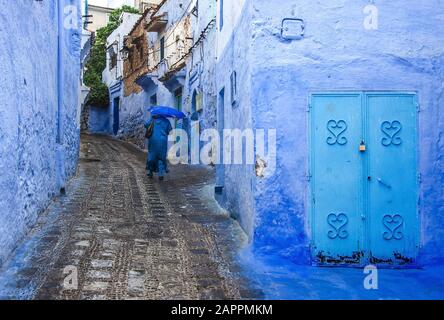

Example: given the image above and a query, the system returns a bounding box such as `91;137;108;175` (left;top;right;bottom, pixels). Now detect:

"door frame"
308;90;420;267
112;97;120;135
217;87;226;189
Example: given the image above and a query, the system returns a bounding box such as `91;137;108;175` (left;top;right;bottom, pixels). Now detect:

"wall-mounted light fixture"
120;46;130;60
281;18;305;40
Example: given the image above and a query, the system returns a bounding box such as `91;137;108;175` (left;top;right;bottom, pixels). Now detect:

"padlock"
359;141;366;152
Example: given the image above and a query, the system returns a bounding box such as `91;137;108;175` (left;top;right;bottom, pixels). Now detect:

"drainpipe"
84;0;89;30
116;35;120;80
57;0;63;144
56;0;66;194
214;0;219;60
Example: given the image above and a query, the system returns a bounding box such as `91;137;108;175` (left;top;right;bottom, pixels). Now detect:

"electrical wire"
168;18;215;70
120;3;215;79
157;0;195;45
147;17;214;74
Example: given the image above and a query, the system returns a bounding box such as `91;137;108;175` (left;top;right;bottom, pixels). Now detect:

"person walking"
144;115;172;181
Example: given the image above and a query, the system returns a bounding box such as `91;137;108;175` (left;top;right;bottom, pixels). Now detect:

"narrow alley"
0;135;261;300
2;0;444;305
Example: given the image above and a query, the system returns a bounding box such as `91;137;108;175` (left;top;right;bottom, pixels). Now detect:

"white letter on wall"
168;129;189;165
64;5;79;30
200;129;220;165
363;264;379;289
63;265;78;290
363;4;379;30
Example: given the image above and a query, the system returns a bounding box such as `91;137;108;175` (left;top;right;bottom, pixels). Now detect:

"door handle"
377;178;392;189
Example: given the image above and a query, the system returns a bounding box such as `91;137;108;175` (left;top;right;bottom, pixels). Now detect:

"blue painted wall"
244;0;444;265
119;89;152;148
215;0;255;236
88;105;111;133
0;0;81;266
119;68;174;149
87;83;121;135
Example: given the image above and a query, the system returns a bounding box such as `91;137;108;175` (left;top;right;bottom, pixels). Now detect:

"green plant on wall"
84;5;139;106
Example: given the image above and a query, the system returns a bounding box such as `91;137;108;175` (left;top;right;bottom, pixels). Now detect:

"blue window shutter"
160;37;165;60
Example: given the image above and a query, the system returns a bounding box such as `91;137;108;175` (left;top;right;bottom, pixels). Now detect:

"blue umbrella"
148;106;186;119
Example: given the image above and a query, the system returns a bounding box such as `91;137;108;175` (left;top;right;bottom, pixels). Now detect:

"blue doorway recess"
113;97;120;135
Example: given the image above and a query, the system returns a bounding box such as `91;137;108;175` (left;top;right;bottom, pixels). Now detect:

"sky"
88;0;135;9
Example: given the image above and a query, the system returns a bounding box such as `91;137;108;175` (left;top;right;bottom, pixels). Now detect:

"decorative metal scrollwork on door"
381;120;402;146
327;213;349;239
382;214;404;240
326;120;348;145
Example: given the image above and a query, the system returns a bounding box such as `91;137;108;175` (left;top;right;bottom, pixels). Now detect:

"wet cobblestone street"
0;134;261;300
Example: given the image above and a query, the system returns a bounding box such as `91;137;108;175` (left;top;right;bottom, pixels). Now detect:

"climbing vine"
84;5;139;106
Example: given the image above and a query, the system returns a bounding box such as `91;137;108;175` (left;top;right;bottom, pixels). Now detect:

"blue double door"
310;92;419;266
